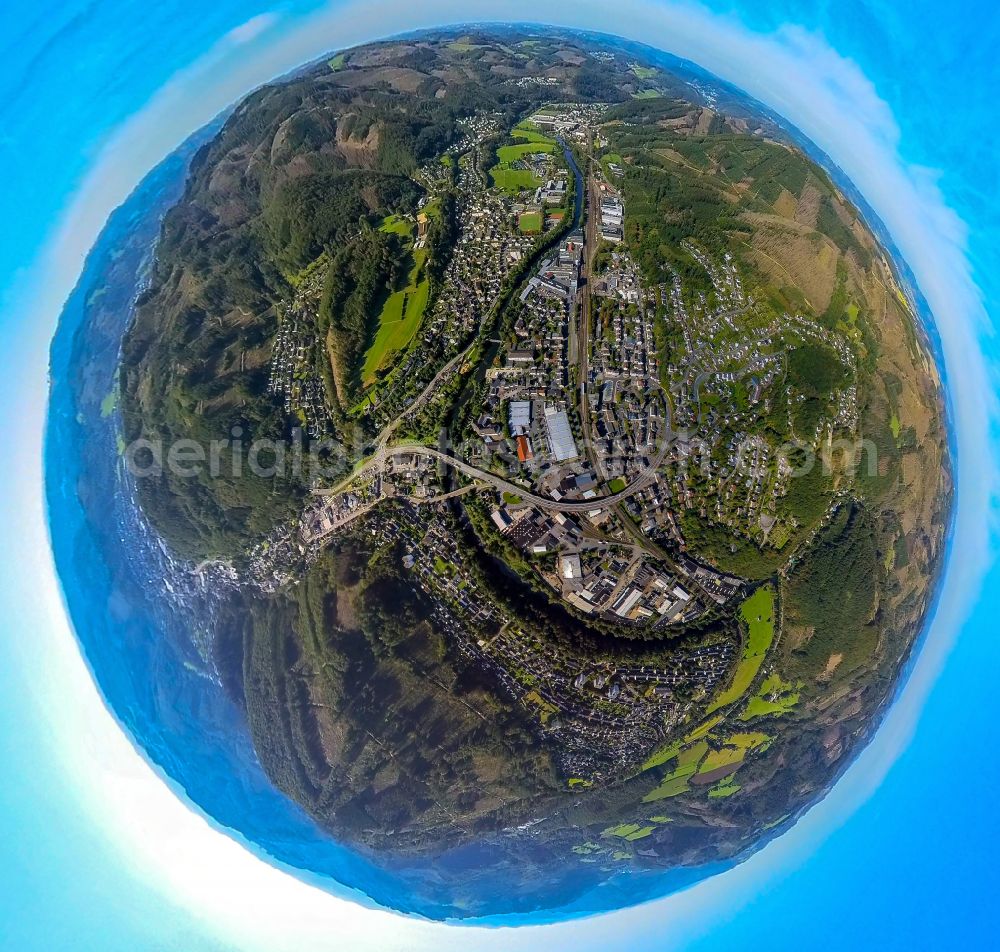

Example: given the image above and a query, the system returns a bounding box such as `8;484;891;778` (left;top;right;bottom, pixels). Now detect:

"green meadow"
490;133;556;194
491;168;540;193
518;211;542;233
739;673;800;720
361;244;429;387
707;586;776;713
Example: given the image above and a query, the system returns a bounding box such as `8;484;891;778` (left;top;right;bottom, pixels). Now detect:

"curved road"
316;439;671;514
317;145;675;518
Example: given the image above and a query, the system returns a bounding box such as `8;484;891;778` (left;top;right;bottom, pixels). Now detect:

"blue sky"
2;1;999;948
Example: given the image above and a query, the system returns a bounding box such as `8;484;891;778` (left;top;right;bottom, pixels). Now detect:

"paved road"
316;441;671;514
317;146;673;518
377;344;472;445
304;482;484;543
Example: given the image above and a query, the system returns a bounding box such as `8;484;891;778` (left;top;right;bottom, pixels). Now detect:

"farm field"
361;247;429;386
740;673;800;720
707;586;777;713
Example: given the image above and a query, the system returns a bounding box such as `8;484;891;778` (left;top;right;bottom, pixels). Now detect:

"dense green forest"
222;541;562;851
318;229;407;404
785;502;880;677
262;170;421;272
120;39;544;559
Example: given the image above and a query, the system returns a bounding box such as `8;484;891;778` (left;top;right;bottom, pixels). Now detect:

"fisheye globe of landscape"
47;25;950;921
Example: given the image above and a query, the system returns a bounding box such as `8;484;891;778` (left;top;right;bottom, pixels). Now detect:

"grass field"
518;211;542;233
685;714;723;740
603;822;653;840
640;724;770;802
641;740;707;801
604;822;640;837
448;39;483;52
677;741;709;768
699;745;745;774
769;522;792;550
726;731;771;751
707;586;776;713
524;690;558;725
361;248;429;386
422;197;442;222
623;826;654;841
378;214;414;239
698;732;769;775
327;52;346;71
601;151;623;169
632;89;663;99
100;388;118;418
708;780;741;799
497;141;556;163
640;713;721;773
490;137;556;194
513;126;557;145
608;476;627;493
698;747;743;773
642;769;695;802
491;167;541;193
739;673;800;720
641;739;683;772
630;64;658;79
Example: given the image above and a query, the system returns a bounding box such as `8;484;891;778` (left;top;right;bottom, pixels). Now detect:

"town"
246;102;861;782
361;501;737;782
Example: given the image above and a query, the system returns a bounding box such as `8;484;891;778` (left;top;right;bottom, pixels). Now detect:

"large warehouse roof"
544;406;579;461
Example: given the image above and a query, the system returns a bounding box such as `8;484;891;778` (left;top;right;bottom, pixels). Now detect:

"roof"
544;406;579;462
560;554;583;580
509;400;531;435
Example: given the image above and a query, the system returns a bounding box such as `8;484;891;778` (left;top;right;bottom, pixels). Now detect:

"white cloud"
224;12;281;46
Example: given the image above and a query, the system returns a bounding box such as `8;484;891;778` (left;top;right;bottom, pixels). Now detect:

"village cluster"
654;239;859;547
267;265;335;440
462;170;742;628
278;113;749;634
362;115;543;431
248;105;817;773
360;501;738;782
